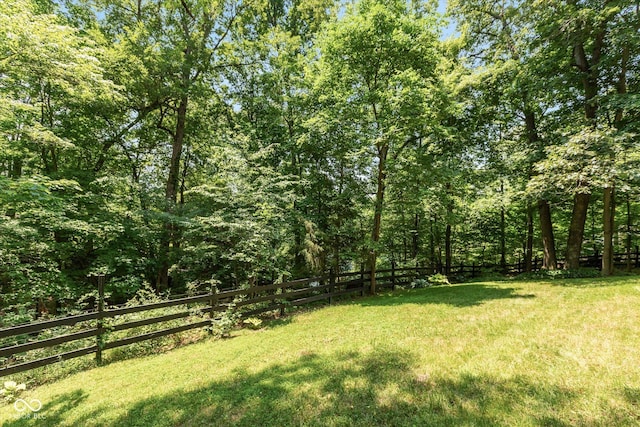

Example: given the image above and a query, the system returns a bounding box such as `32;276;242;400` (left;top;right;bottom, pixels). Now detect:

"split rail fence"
2;249;638;378
0;267;422;378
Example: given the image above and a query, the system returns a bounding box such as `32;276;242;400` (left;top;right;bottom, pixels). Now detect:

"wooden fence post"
360;263;365;297
96;274;105;366
391;261;396;291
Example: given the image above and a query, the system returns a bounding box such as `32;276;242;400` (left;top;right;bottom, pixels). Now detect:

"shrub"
210;302;241;338
1;381;26;403
410;279;430;289
427;274;450;286
242;317;263;330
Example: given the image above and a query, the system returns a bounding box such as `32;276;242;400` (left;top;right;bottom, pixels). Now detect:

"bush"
427;274;450;286
409;274;450;289
210;302;241;338
409;278;429;289
242;317;263;330
1;381;26;403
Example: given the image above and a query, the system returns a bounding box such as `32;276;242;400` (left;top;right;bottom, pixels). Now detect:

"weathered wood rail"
1;267;421;378
2;250;638;378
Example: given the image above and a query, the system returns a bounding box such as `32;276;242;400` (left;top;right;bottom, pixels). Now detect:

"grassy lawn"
2;277;640;426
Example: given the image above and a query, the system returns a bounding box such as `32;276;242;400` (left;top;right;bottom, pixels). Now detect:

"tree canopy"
1;0;638;318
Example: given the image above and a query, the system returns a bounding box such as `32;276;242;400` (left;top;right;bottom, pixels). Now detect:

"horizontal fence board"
235;292;283;307
289;285;367;306
394;273;418;280
290;293;333;306
281;276;325;287
280;286;328;300
391;267;423;273
326;287;366;298
338;278;364;287
0;312;99;339
336;271;363;278
109;310;201;333
104;294;211;317
103;321;211;351
0;329;97;358
240;304;285;318
0;345;97;377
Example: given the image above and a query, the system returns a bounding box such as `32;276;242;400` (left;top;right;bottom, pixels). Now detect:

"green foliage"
0;0;639;317
210;302;241;339
0;381;26;403
409;278;429;289
242;317;263;330
428;273;451;286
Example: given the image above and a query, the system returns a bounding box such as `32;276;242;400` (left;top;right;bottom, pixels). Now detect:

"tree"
531;0;636;270
313;0;446;293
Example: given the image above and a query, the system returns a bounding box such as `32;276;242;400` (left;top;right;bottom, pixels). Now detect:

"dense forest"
0;0;638;317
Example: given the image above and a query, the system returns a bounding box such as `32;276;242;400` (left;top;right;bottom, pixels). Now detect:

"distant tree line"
0;0;638;316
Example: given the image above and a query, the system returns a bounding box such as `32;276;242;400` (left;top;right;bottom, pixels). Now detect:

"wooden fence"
0;267;425;378
2;250;638;378
440;249;640;277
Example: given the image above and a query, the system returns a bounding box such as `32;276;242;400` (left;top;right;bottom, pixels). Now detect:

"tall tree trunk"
400;201;407;263
499;181;506;273
565;193;590;269
445;223;452;275
538;199;557;270
429;216;436;273
412;212;419;260
607;45;629;274
524;203;534;272
626;195;632;272
564;20;607;270
524;109;556;270
444;183;453;275
370;144;389;294
10;158;22;179
157;95;188;291
602;184;615;275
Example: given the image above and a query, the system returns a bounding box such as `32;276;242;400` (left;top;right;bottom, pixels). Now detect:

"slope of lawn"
2;276;640;426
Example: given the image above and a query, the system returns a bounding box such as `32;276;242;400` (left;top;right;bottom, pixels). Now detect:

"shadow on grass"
5;348;635;426
359;284;535;308
25;348;629;427
1;389;96;427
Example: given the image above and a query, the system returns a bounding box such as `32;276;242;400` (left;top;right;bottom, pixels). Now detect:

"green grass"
2;277;640;426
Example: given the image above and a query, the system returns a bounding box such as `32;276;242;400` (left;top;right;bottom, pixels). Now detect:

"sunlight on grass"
2;277;640;426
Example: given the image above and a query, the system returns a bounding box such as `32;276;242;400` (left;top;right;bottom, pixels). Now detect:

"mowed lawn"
2;277;640;426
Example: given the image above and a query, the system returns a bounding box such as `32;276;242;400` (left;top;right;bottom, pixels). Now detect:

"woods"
1;0;639;318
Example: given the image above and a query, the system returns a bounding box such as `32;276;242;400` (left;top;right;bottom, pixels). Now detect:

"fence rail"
2;250;638;378
0;270;374;378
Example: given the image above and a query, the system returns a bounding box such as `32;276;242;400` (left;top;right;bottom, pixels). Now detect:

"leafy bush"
211;302;241;338
427;274;450;286
0;381;26;403
242;317;263;330
409;278;429;289
409;274;450;289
